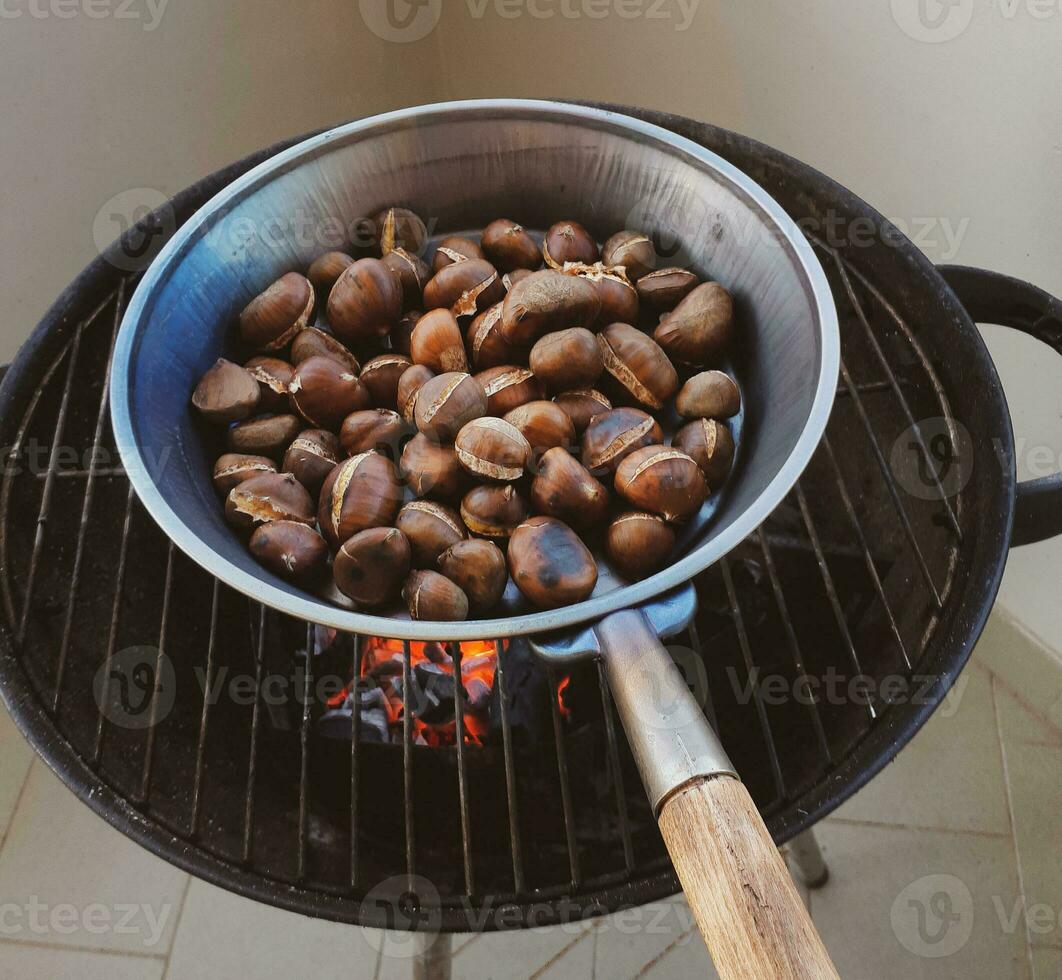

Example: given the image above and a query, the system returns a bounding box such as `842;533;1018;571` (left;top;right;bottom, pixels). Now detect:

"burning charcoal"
411;663;458;726
487;636;550;747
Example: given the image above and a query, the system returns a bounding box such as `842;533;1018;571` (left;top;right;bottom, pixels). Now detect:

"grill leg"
412;932;451;980
787;828;829;889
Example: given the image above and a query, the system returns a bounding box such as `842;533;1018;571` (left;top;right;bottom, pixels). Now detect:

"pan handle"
596;609;838;979
939;265;1062;546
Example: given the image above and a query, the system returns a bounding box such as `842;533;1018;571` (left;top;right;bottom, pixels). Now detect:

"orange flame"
557;675;572;719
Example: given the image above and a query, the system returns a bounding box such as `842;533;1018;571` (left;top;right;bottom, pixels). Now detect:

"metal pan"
111;100;840;977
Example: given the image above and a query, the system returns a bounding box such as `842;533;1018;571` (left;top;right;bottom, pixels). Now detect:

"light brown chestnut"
327;257;403;345
370;206;428;256
553;389;612;435
239;272;314;352
290;327;361;373
396;500;467;568
455;417;531;481
334;527;411;606
414;372;488;442
530;447;609;528
481;219;541;272
602;231;656;281
474;366;544;416
359;353;412;409
606;512;676;581
529;327;603;391
500;270;601;347
282;429;340;495
566;262;639;326
437;539;508;613
192;358;260;424
653;281;734;366
403;570;469;622
673;418;735;488
307;251;354;298
422;259;503;318
392;309;420;358
467;302;526;370
432;236;484;273
339;409;406;459
225;472;315;534
597;322;679;410
382;248;431;308
227;414;303;460
213;454;277;495
503;401;577;457
675;371;742;420
243;356;294;412
410;309;468;373
400;432;469;501
614;445;709;522
461;484;528;542
636;267;699;312
542;221;599;269
288;355;370;429
397;364;435;423
317;452;405;548
581;407;664;476
508;516;598;609
249;520;328;585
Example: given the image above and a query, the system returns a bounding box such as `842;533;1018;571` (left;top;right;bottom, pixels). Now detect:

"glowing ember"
557;675;572;719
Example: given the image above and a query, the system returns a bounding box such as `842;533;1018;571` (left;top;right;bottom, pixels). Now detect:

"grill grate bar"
297;622;314;882
189;579;222;836
52;280;127;712
402;640;416;886
493;639;526;894
449;642;475;896
547;665;581;888
597;659;636;872
138;540;175;805
242;603;267;866
349;634;362;890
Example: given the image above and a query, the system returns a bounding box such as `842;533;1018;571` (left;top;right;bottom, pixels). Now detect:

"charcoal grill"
2;103;1060;948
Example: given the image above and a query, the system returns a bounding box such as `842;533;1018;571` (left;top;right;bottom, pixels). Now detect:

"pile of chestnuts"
191;208;740;621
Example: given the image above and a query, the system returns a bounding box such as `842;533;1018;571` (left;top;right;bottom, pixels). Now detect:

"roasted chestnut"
338;409;406;459
249;520;328;584
318;452;405;548
397;364;435;423
597;322;679;411
553;389;612;435
461;484;528;542
504;401;577;457
239;272;314;352
530;447;609;527
500;270;601;347
529;327;603;392
542;221;599;269
432;236;484;273
290;327;361;373
392;310;420;358
282;428;340;495
370;206;428;256
636;267;699;311
212;453;277;495
581;407;663;476
243;356;294;412
602;231;656;281
467;302;526;370
227;414;303;460
605;511;676;581
673;418;735;487
423;259;503;318
614;445;708;522
327;257;403;345
307;251;354;298
474;366;545;416
225;472;315;534
502;268;533;291
400;432;469;501
396;500;467;568
455;417;531;482
437;539;508;613
675;371;742;420
191;358;260;424
414;372;488;442
382;248;431;307
508;516;598;609
481;219;541;272
566;263;639;326
653;282;734;366
403;570;469;621
360;353;413;409
410;309;469;373
334;527;411;606
288;355;371;429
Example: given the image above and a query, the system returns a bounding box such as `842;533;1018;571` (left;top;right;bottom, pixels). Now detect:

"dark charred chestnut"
606;511;676;581
307;252;354;298
191;358;260;424
474;366;544;416
243;356;294;412
414;372;488;442
500;270;600;347
422;259;503;319
327;257;403;345
598;322;679;411
290;327;361;373
553;389;612;435
455;417;531;482
432;236;484;273
508;516;598;609
437;539;508;613
334;527;411;606
410;309;469;373
481;219;541;272
467;302;526;370
530;447;609;528
249;520;328;584
239;272;314;352
282;429;340;495
602;231;656;281
227;414;303;460
636;268;699;312
288;356;371;429
461;484;528;542
400;432;469;501
529;327;603;391
542;221;599;269
504;401;577;458
396;500;467;568
673;418;735;488
225;472;315;534
318;452;405;548
653;282;734;366
614;445;709;522
339;409;405;459
397;364;435;423
581;407;663;476
213;454;277;495
370;206;428;257
675;371;742;420
382;248;431;308
360;353;413;409
403;570;469;621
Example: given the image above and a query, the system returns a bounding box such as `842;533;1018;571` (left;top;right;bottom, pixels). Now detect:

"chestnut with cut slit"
606;511;676;581
565;262;639;327
398;364;435;423
636;267;699;311
455;417;531;482
282;429;339;496
437;539;508;613
192;358;261;424
327;257;403;345
423;259;503;318
542;220;599;269
467;302;526;370
244;356;294;412
503;401;577;458
508;516;598;609
401;433;468;501
227;414;302;460
432;236;484;272
414;372;488;442
360;353;412;410
653;281;734;366
290;328;360;373
675;371;742;420
553;389;612;435
249;520;328;584
581;407;663;476
370;206;427;256
602;230;656;281
674;418;736;487
500;270;601;347
531;447;609;528
334;527;411;606
288;356;370;429
474;365;544;417
382;248;430;308
614;445;708;522
403;570;469;622
239;272;314;352
317;452;404;548
225;472;315;534
597;322;679;411
212;454;277;495
338;409;405;459
396;500;467;568
461;484;528;542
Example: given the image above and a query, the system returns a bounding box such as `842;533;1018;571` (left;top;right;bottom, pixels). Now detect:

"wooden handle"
658;776;839;980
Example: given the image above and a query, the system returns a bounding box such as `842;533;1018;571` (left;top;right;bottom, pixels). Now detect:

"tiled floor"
0;612;1060;979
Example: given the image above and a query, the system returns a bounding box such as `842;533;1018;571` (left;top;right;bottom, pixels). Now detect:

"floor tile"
832;665;1011;834
0;761;187;955
975;613;1062;725
0;700;34;843
0;941;165;979
442;921;592;980
166;878;381;980
811;821;1025;979
1031;946;1062;980
592;898;703;979
640;927;718;978
993;678;1062;748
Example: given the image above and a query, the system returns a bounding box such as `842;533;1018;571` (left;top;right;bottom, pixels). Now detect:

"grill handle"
597;610;839;980
940;265;1062;546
